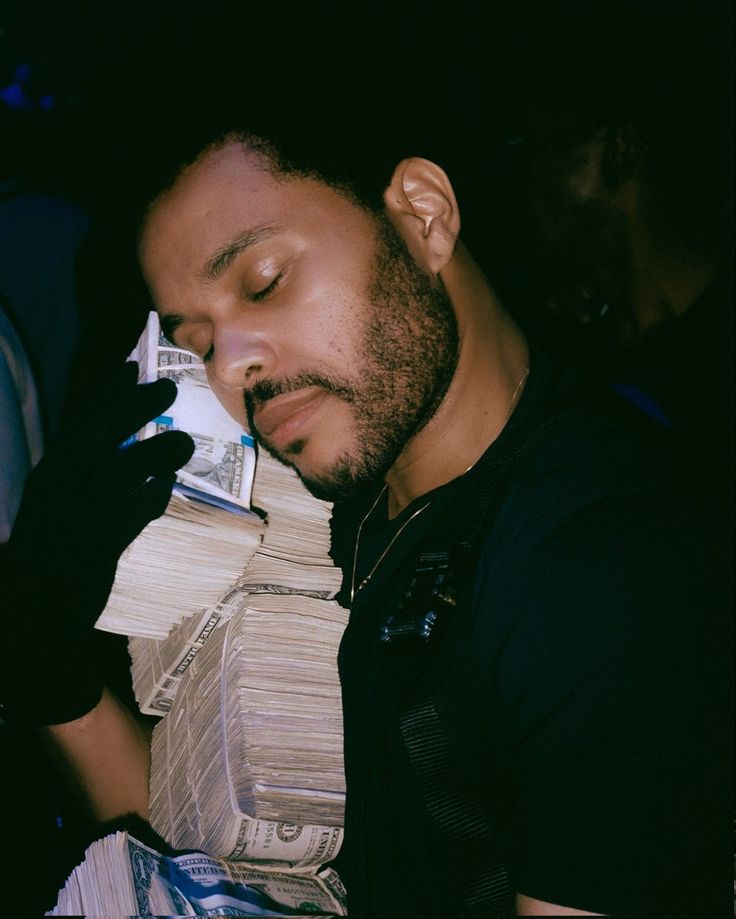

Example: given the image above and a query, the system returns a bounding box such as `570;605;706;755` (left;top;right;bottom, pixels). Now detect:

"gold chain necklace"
349;365;529;604
349;488;431;603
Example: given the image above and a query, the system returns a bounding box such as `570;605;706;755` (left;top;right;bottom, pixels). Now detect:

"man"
1;128;730;917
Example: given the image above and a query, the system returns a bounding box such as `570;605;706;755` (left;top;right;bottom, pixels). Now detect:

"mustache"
244;372;357;416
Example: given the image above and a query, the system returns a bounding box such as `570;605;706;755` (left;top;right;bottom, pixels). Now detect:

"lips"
252;386;326;445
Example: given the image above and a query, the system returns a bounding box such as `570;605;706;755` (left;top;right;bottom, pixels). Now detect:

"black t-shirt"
331;355;733;918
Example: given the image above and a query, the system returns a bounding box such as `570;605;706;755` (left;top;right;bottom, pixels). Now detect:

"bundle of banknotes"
147;587;347;856
126;443;345;717
47;831;347;917
145;445;348;856
96;312;264;639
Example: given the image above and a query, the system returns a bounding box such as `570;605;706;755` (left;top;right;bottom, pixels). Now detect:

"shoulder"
449;362;732;914
468;390;730;683
490;385;684;553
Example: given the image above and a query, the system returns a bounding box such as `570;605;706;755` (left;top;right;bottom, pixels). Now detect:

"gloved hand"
0;362;194;725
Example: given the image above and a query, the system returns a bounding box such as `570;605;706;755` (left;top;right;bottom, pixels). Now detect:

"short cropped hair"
126;70;464;223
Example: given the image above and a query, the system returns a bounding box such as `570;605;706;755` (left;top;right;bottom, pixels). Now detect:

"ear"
383;158;461;275
600;124;645;191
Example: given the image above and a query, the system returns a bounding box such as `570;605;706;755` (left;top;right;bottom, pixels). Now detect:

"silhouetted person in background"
476;0;733;513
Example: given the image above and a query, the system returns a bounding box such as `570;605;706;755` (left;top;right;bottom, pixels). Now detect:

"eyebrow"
200;225;282;282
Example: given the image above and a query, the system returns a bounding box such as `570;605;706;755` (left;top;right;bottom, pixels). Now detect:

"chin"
296;471;367;504
300;453;390;504
254;440;342;501
258;431;385;503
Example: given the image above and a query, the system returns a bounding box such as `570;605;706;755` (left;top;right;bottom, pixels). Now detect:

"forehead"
139;141;374;278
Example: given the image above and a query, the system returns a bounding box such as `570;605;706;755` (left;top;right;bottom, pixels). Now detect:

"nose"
210;316;277;391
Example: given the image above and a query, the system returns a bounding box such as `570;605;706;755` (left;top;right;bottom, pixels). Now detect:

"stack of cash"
95;312;263;640
128;586;237;715
148;588;347;857
145;447;348;855
99;492;264;639
47;831;347;917
127;449;345;715
249;454;337;571
223;593;347;825
93;311;350;875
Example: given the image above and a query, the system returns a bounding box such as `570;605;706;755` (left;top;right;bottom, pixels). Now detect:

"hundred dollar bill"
131;311;256;513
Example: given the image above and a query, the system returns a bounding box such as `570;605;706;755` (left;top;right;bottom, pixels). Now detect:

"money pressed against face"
139;141;458;501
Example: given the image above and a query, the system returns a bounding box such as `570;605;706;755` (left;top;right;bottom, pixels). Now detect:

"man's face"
140;142;458;501
507;133;631;305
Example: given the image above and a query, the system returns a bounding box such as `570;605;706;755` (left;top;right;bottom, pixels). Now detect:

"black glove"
0;362;195;725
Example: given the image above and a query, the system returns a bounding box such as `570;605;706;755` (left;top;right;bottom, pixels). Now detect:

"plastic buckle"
380;552;457;648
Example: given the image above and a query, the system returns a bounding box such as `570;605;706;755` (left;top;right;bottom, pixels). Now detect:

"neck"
385;241;529;517
600;193;722;343
629;237;719;339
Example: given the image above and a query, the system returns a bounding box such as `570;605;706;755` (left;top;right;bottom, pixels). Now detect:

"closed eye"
250;271;284;303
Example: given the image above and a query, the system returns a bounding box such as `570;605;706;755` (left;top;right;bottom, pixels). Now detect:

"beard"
245;215;459;502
